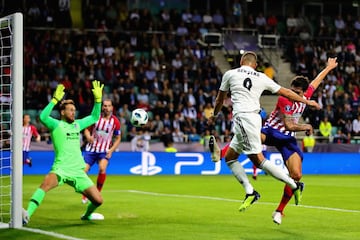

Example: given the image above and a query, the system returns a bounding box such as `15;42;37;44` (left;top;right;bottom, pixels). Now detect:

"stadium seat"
147;111;153;120
331;126;338;136
50;111;60;119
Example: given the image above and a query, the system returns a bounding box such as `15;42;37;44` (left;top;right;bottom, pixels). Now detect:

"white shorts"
229;112;262;155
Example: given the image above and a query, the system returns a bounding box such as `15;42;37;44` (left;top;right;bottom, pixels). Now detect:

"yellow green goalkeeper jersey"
40;102;101;175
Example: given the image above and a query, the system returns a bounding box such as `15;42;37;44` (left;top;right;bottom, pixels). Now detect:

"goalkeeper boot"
272;211;283;225
239;190;260;212
81;212;104;221
22;208;29;225
293;182;305;205
209;135;221;162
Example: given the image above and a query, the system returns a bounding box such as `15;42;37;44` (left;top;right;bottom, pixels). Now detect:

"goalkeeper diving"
23;80;106;223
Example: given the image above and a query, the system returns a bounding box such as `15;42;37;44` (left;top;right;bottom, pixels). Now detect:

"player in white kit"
208;51;320;211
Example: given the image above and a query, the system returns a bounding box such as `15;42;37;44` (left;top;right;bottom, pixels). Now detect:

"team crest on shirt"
284;105;292;112
73;123;79;129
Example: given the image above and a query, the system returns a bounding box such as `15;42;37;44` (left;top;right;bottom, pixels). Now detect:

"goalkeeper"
23;80;105;224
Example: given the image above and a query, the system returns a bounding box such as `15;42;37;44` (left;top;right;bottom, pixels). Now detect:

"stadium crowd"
6;1;360;147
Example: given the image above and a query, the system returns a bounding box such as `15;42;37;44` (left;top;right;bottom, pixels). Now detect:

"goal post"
0;12;23;229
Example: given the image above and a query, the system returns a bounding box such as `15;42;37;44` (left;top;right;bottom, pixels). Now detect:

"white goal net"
0;12;23;229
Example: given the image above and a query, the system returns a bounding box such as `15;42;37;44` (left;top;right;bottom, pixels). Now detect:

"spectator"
171;54;183;71
344;119;353;135
27;2;41;26
212;10;225;28
129;8;140;29
264;62;276;81
176;21;189;36
182;101;197;121
333;128;349;143
203;102;215;119
302;134;315;152
181;9;192;24
165;142;178;152
162;112;172;129
136;88;150;107
286;14;298;35
105;5;118;28
267;13;278;33
246;13;256;28
201;129;212;151
334;14;346;32
159;8;171;30
172;127;185;143
191;10;202;24
118;103;132;122
150;114;164;139
319;117;332;141
187;127;201;143
202;11;213;25
354;16;360;31
56;0;72;28
352;114;360;136
130;128;151;152
255;12;267;33
232;0;242;27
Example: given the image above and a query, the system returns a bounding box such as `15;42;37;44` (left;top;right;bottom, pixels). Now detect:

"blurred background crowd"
1;0;360;149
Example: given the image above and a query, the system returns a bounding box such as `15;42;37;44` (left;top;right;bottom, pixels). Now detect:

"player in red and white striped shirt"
209;57;337;224
262;57;338;224
82;99;121;203
23;114;41;167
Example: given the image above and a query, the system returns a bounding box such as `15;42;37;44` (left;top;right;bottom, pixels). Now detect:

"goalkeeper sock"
227;160;254;194
27;188;46;218
83;202;99;218
97;173;106;192
260;160;297;189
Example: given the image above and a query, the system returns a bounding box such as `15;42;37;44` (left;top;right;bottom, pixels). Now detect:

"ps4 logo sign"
130;152;222;175
174;153;220;175
129;152;288;176
130;152;162;175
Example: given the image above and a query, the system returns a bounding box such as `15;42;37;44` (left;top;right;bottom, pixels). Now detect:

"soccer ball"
130;108;149;127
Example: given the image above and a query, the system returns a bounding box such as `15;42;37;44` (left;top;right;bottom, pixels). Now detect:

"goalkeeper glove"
92;80;104;103
51;84;65;104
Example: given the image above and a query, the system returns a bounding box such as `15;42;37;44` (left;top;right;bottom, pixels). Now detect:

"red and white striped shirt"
264;86;314;136
22;125;40;151
85;115;121;152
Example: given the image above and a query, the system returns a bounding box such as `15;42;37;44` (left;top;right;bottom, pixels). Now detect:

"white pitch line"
18;188;359;239
115;189;360;214
21;227;86;240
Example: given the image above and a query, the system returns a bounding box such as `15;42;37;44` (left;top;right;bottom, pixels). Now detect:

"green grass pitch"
1;175;360;240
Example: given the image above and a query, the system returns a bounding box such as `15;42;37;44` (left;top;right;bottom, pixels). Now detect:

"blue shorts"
83;151;108;167
261;126;303;162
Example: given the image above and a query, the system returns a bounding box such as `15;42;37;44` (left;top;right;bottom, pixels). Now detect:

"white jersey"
220;66;281;114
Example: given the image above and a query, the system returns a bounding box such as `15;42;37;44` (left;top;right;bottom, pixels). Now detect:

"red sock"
276;185;293;213
252;164;257;177
97;173;106;192
221;143;230;159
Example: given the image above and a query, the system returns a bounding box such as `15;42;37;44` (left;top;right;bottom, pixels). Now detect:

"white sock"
260;160;297;189
227;160;254;194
